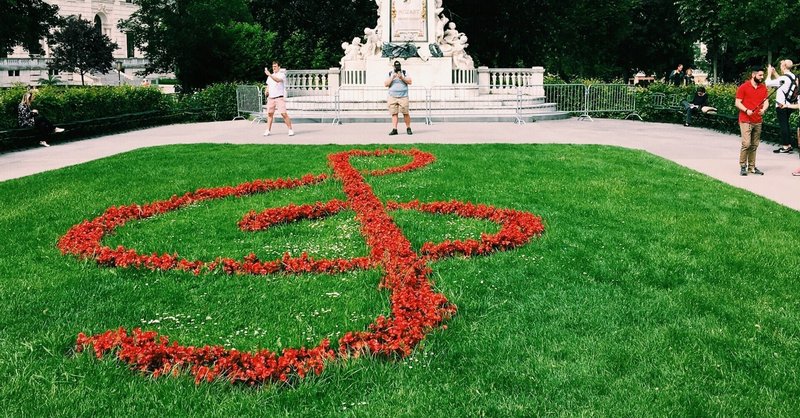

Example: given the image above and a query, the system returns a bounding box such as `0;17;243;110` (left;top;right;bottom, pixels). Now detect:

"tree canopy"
110;0;800;88
0;0;60;57
48;17;118;86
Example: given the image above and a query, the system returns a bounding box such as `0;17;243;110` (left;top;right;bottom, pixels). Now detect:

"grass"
0;143;799;417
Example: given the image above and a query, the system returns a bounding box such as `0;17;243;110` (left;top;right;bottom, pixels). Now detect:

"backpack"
785;73;799;104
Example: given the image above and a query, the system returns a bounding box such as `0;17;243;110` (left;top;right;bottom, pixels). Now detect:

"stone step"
272;111;571;124
288;100;557;111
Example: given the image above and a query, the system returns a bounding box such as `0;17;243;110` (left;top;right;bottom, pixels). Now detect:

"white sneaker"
263;130;270;136
39;141;50;147
54;127;64;133
288;129;295;136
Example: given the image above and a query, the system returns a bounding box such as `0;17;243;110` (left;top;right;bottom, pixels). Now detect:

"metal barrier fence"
585;84;641;121
538;84;641;121
333;86;429;125
235;83;644;124
233;85;265;123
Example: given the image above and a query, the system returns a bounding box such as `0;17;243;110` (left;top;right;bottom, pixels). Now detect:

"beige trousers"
739;122;762;168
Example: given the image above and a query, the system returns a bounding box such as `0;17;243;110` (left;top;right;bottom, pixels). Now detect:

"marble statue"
361;27;382;58
451;34;474;69
340;37;363;66
435;15;449;44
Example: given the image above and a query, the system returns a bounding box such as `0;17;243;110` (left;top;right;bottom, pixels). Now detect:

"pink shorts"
266;97;287;114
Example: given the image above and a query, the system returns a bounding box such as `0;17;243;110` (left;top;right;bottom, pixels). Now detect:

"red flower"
69;149;544;386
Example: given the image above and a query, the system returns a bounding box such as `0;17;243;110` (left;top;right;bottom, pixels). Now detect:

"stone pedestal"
364;57;453;88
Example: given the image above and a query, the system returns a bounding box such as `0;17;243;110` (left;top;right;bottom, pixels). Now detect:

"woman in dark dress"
18;89;63;147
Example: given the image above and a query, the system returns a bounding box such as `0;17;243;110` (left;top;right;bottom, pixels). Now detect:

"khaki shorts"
266;96;287;114
387;96;409;115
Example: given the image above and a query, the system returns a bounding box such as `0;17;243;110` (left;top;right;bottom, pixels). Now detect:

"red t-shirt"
736;81;768;123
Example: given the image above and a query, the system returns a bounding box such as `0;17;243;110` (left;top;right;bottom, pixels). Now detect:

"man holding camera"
385;60;413;135
263;61;294;137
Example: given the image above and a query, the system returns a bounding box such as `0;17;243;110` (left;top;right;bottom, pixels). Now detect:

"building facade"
1;0;153;87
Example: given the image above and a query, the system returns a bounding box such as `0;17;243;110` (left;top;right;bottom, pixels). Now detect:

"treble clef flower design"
63;149;545;386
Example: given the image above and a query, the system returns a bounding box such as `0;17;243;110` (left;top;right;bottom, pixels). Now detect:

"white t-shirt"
765;72;796;106
266;69;287;98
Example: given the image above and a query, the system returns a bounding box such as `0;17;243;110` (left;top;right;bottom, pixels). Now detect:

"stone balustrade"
286;66;545;97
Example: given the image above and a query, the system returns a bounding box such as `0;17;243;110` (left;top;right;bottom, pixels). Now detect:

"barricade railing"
333;86;428;125
233;85;265;123
585;84;642;121
542;84;589;119
237;83;643;124
426;86;481;124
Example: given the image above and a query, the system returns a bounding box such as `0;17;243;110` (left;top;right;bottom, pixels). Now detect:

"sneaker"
389;129;398;135
53;127;65;133
740;166;747;176
288;129;294;136
774;147;793;153
750;167;765;175
407;127;413;135
792;170;800;176
684;123;689;127
39;141;50;147
263;130;270;136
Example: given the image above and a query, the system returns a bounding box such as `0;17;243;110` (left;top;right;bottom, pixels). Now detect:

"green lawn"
1;144;799;417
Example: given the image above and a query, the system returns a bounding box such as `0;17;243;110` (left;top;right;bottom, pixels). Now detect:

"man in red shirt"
735;66;769;176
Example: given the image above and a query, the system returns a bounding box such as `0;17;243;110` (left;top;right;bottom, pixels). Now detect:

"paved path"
2;119;799;211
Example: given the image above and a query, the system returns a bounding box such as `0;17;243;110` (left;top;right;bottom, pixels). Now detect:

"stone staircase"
284;88;570;123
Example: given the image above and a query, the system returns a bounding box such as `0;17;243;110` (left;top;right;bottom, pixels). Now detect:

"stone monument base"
345;57;454;88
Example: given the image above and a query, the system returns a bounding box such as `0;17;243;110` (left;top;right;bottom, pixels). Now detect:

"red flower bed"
69;148;545;386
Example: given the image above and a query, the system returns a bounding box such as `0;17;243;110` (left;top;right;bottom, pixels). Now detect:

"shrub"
0;86;173;130
176;82;239;121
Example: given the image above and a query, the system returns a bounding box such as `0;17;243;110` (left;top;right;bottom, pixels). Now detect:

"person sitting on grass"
17;88;64;147
681;86;717;127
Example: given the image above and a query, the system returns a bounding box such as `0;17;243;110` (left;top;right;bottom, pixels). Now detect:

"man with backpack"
766;60;798;153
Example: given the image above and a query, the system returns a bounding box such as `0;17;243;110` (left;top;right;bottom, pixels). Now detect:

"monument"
283;0;558;123
339;0;476;87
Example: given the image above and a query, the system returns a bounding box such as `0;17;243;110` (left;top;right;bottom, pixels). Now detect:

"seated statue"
440;22;463;56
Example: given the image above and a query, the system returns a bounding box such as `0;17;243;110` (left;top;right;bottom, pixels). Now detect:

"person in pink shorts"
263;61;294;137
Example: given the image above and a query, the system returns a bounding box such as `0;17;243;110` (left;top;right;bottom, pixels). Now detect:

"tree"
225;22;277;81
679;0;800;82
249;0;375;69
120;0;254;91
0;0;60;57
47;17;118;86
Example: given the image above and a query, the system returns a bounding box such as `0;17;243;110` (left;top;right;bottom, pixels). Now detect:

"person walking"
18;87;64;147
263;61;294;137
766;59;797;153
735;66;769;176
385;60;413;135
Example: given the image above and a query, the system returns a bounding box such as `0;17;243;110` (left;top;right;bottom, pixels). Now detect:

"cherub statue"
361;27;382;58
435;15;449;44
439;22;462;56
451;35;474;70
340;37;363;66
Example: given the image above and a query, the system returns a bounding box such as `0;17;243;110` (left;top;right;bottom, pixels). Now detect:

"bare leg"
403;113;411;128
267;113;275;131
281;113;293;129
392;114;399;129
